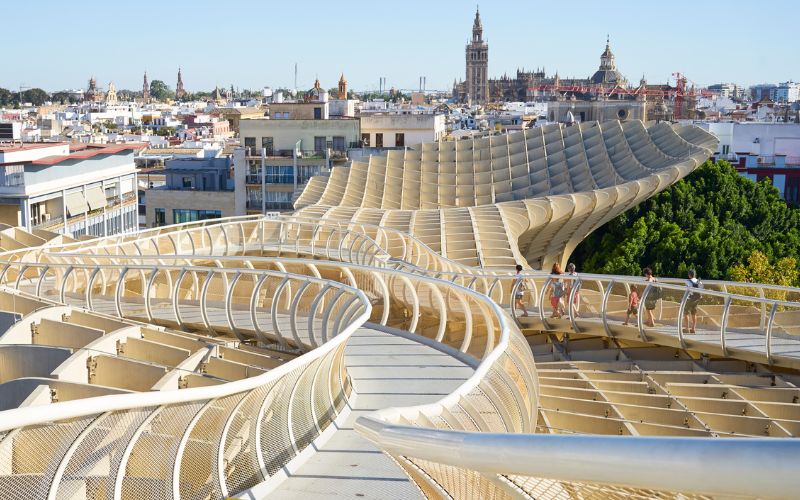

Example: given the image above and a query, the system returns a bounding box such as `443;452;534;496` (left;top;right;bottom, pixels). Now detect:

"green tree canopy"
571;160;800;284
0;88;15;106
149;80;174;101
22;88;49;106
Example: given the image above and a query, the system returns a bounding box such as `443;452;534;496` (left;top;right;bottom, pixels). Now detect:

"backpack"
650;286;662;301
687;279;702;303
552;281;565;298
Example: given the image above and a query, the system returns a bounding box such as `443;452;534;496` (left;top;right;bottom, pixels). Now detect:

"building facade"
0;143;140;237
145;156;241;227
359;114;446;148
701;122;800;205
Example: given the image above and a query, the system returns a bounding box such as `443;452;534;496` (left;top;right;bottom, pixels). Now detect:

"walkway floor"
269;327;474;499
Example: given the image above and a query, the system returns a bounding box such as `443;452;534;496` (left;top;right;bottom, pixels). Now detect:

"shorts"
627;306;638;315
685;301;699;314
515;293;524;300
644;299;657;311
550;296;561;308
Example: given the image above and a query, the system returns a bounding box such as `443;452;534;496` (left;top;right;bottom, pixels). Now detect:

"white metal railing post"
720;295;732;356
601;279;615;337
766;302;778;364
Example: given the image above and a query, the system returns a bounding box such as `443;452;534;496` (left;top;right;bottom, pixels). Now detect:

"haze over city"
4;0;798;92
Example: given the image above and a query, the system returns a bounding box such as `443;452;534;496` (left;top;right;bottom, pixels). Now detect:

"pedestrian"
565;262;579;318
623;284;640;326
643;267;659;327
549;263;565;318
514;264;528;317
684;269;703;334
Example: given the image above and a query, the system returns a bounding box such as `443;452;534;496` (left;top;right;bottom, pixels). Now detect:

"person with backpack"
565;262;580;318
549;263;565;318
643;267;659;327
684;269;703;334
623;284;640;326
514;264;529;317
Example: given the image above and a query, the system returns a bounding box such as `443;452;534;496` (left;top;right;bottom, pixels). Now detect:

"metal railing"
1;213;799;499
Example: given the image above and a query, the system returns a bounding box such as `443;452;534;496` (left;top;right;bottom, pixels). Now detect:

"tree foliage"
572;160;800;284
729;251;798;287
22;88;49;105
0;88;15;106
149;80;174;101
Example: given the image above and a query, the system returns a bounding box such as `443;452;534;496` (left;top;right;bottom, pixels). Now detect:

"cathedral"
453;9;628;104
452;9;696;122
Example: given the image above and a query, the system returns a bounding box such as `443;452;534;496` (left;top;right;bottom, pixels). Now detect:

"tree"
571;160;800;282
149;80;174;102
0;88;14;106
21;88;49;106
154;126;176;137
730;251;798;288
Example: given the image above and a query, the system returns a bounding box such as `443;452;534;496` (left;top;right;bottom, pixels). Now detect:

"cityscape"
0;1;798;499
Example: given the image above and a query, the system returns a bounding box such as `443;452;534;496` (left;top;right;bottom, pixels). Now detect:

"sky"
3;0;797;93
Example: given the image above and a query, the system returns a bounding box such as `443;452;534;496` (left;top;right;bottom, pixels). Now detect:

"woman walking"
549;263;565;318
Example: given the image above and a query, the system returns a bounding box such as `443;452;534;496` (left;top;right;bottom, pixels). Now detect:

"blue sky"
3;0;797;92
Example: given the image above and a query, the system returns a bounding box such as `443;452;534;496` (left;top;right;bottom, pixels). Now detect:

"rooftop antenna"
294;63;298;91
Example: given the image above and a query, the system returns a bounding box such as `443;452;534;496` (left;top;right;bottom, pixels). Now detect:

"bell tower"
465;6;488;103
176;68;185;99
338;73;348;99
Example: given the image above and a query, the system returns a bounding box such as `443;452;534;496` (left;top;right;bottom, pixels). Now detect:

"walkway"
268;327;474;499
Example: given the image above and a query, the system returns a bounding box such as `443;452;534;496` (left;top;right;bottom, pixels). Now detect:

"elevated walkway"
264;327;472;499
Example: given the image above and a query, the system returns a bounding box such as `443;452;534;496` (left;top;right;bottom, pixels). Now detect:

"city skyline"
3;0;798;93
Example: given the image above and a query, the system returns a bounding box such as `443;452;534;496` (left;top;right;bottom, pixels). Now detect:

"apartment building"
701;122;800;205
0;142;140;237
238;101;359;213
145;156;242;227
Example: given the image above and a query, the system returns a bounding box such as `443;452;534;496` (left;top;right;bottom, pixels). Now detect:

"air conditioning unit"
43;213;51;222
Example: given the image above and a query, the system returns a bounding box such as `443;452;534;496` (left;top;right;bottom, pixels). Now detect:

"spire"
142;71;150;103
176;67;185;99
600;35;615;71
338;73;348;99
472;5;483;42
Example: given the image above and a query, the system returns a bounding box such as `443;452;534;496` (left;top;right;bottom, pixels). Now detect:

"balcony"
32;193;138;231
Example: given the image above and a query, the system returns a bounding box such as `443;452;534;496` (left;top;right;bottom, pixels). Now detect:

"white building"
698;122;800;161
771;82;800;103
359;113;446;148
0;143;140;237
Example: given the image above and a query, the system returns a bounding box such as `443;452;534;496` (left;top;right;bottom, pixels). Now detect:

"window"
244;136;256;155
375;133;383;148
314;136;326;153
332;136;346;151
265;190;292;209
395;133;404;147
182;177;192;188
722;144;730;155
361;133;370;146
313;107;322;120
173;209;221;224
154;208;166;227
786;176;800;206
262;136;274;156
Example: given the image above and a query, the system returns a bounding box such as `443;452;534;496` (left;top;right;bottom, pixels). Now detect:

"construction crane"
527;73;713;120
